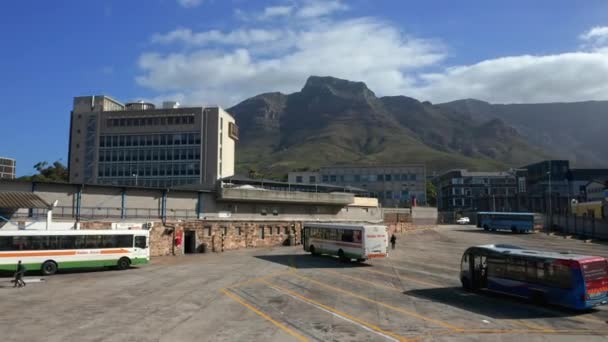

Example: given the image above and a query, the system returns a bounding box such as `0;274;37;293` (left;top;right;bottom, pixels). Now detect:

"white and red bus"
0;230;149;275
303;223;389;262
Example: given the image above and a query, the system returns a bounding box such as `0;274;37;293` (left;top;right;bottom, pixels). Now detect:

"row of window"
0;235;146;251
98;162;200;178
98;177;199;188
307;227;362;243
100;133;201;148
322;173;418;183
487;257;572;288
107;115;195;128
99;147;201;162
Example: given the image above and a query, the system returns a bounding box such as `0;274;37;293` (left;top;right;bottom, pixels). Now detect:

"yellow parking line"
263;280;409;342
287;272;465;332
504;319;555;333
220;288;309;342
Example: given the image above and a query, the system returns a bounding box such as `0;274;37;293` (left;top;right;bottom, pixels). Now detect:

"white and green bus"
303;222;389;262
0;230;150;275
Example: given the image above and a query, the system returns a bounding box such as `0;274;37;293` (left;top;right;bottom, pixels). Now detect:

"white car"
456;217;470;224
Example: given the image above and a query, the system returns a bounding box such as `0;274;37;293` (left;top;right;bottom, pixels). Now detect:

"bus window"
0;237;12;251
353;230;362;243
487;257;505;277
461;253;469;271
117;235;134;248
135;236;147;249
342;230;354;242
102;235;118;248
505;258;527;281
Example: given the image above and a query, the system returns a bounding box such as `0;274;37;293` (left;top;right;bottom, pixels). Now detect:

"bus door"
302;227;310;250
470;254;488;290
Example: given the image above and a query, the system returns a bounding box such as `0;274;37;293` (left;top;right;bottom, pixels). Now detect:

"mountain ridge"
227;76;607;176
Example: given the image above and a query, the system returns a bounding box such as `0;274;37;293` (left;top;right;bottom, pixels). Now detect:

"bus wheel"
338;249;348;262
356;258;366;263
117;257;131;270
309;245;317;256
41;260;58;276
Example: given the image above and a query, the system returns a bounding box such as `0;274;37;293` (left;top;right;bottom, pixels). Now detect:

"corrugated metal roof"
0;192;51;209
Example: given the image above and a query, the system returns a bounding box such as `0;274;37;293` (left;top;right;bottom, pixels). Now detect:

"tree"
426;181;437;206
18;160;69;182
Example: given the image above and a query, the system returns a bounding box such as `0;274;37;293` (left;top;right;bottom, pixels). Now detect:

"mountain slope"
438;99;608;167
228;76;558;176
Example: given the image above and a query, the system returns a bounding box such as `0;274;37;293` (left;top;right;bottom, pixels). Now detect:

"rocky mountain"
227;76;605;176
438;99;608;167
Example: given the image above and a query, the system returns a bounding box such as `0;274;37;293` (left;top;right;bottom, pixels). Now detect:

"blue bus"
460;244;608;310
476;212;536;233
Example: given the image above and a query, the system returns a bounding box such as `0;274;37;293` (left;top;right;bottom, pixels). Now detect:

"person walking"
390;234;396;250
13;260;26;288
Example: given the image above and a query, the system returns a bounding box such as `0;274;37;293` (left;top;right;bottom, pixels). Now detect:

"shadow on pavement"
452;229;527;235
404;286;597;319
255;254;371;269
0;266;142;278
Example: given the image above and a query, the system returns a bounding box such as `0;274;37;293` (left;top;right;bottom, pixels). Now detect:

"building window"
284;227;289;235
222;226;228;236
275;227;280;235
258;227;264;239
205;226;212;236
378;174;384;182
385;174;391;181
410;174;417;181
386;191;393;199
322;175;329;182
309;176;316;183
354;174;360;182
330;175;336;182
296;176;303;183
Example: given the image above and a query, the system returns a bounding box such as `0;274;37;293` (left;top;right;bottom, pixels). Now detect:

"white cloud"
138;6;608;107
296;0;348;18
138;17;444;107
151;28;284;46
411;50;608;103
260;5;294;19
579;26;608;49
177;0;203;8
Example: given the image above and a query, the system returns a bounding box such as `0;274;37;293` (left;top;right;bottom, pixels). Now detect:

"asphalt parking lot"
1;225;608;342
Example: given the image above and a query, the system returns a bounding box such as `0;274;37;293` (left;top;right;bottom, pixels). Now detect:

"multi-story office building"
435;169;518;212
290;165;426;207
0;157;16;179
68;96;237;188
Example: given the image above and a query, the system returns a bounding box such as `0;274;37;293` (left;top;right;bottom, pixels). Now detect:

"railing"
15;206;198;221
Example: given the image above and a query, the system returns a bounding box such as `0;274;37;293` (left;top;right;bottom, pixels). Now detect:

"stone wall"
80;221;113;230
149;220;303;257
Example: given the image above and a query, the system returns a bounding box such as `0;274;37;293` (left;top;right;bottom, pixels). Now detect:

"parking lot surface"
1;225;608;341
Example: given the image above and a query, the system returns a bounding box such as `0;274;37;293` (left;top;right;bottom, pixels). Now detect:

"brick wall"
149;220;303;257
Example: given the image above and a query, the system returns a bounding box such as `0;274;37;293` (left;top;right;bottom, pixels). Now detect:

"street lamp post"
546;168;552;233
133;173;138;187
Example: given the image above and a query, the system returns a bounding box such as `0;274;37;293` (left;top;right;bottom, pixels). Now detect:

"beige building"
69;96;237;189
289;164;427;207
0;157;16;179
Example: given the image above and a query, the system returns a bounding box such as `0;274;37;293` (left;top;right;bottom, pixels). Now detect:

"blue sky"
1;0;608;176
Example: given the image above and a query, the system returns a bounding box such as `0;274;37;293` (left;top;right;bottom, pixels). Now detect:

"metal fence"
550;214;608;240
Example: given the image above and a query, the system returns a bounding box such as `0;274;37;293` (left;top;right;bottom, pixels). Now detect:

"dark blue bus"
461;244;608;310
476;212;536;233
